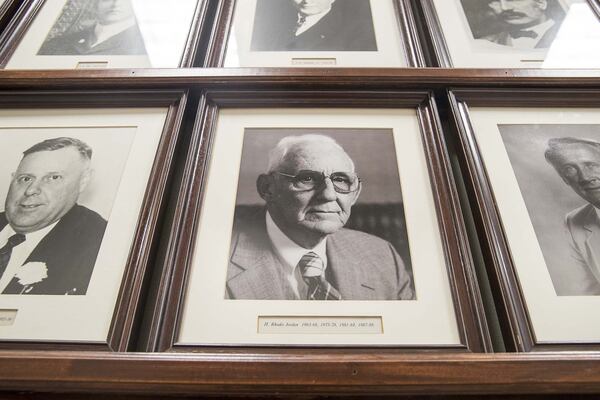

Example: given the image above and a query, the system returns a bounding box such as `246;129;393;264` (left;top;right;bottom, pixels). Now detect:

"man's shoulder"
329;227;393;251
65;204;106;225
566;203;596;228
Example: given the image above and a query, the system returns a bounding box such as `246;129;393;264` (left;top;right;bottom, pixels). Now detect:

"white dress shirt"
509;19;556;49
265;211;327;299
92;17;137;48
295;7;333;36
0;221;57;293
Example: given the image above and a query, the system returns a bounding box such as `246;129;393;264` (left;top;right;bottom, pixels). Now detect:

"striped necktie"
0;233;26;279
298;251;341;300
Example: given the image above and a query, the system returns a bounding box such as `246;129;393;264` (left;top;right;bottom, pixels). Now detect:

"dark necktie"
296;14;306;31
509;29;538;39
0;233;26;279
298;251;342;300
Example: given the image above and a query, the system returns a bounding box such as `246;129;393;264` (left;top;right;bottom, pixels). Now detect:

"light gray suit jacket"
564;203;600;295
225;212;415;300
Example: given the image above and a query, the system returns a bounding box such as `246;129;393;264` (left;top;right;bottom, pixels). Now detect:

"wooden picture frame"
0;0;23;38
204;0;425;67
0;0;211;69
417;0;600;68
143;90;491;353
449;88;600;352
0;89;187;351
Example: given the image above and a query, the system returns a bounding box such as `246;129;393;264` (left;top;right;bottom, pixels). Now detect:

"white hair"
266;134;354;173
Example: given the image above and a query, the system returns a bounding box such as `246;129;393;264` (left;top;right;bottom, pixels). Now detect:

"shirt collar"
296;6;333;35
265;211;327;272
519;18;555;38
0;220;58;248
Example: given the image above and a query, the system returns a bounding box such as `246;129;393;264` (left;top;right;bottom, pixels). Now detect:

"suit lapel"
327;235;378;300
228;217;290;300
582;206;600;283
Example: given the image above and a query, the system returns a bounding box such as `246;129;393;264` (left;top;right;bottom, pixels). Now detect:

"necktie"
0;233;26;279
298;251;342;300
296;14;306;31
509;29;538;39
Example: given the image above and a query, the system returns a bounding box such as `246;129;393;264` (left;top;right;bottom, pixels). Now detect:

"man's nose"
316;177;337;201
499;0;512;10
23;180;42;196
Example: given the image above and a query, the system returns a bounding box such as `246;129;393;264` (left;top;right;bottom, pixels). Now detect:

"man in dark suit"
477;0;564;49
0;137;107;295
251;0;378;51
226;134;414;301
545;137;600;295
38;0;146;55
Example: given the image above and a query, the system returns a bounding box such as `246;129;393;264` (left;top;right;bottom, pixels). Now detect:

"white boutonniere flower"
14;262;48;286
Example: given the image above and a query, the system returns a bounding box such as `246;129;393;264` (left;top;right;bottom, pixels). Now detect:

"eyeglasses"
276;170;361;193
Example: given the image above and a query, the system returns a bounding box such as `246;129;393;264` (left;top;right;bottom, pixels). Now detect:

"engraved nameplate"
0;310;17;326
76;61;109;69
291;58;337;66
258;316;382;334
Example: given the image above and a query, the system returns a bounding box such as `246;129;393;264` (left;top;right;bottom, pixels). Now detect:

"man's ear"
349;183;362;206
78;168;93;194
537;0;548;10
256;174;275;202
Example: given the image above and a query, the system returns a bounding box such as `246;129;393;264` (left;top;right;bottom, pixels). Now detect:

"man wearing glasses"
225;134;415;301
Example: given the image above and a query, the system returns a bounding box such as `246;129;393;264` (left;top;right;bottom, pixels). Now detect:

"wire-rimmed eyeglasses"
275;170;361;193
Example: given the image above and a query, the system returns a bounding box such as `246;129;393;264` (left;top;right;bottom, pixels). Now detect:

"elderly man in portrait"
477;0;564;49
226;134;415;301
251;0;378;51
0;137;107;295
545;137;600;295
38;0;146;56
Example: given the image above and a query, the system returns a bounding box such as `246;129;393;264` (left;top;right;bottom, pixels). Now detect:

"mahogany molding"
0;68;598;90
2;351;600;396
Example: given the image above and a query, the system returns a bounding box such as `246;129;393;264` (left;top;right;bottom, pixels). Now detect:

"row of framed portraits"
1;87;600;354
0;0;598;69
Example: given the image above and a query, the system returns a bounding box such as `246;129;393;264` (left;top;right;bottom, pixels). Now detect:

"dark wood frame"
0;0;212;68
204;0;426;67
0;0;22;38
142;89;492;353
0;89;188;352
448;88;600;352
590;0;600;18
417;0;600;68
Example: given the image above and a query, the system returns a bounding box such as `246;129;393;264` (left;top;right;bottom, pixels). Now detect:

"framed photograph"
144;90;491;352
419;0;600;68
205;0;425;67
0;89;187;351
0;0;211;69
449;88;600;351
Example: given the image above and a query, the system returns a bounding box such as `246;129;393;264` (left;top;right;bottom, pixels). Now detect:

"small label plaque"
258;316;382;334
291;58;337;66
76;61;109;69
0;310;17;326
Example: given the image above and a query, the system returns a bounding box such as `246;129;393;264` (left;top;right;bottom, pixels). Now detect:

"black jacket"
0;204;107;295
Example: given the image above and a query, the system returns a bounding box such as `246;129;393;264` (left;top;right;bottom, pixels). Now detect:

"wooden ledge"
1;351;600;395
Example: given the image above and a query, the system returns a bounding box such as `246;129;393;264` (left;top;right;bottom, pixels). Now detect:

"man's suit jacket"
480;20;560;49
225;212;415;300
251;0;378;51
563;203;600;295
38;24;147;55
0;204;107;295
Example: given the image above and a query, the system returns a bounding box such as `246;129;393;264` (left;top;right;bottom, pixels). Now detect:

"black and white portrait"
250;0;378;51
37;0;147;56
225;129;414;301
460;0;566;49
0;131;134;296
499;125;600;296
